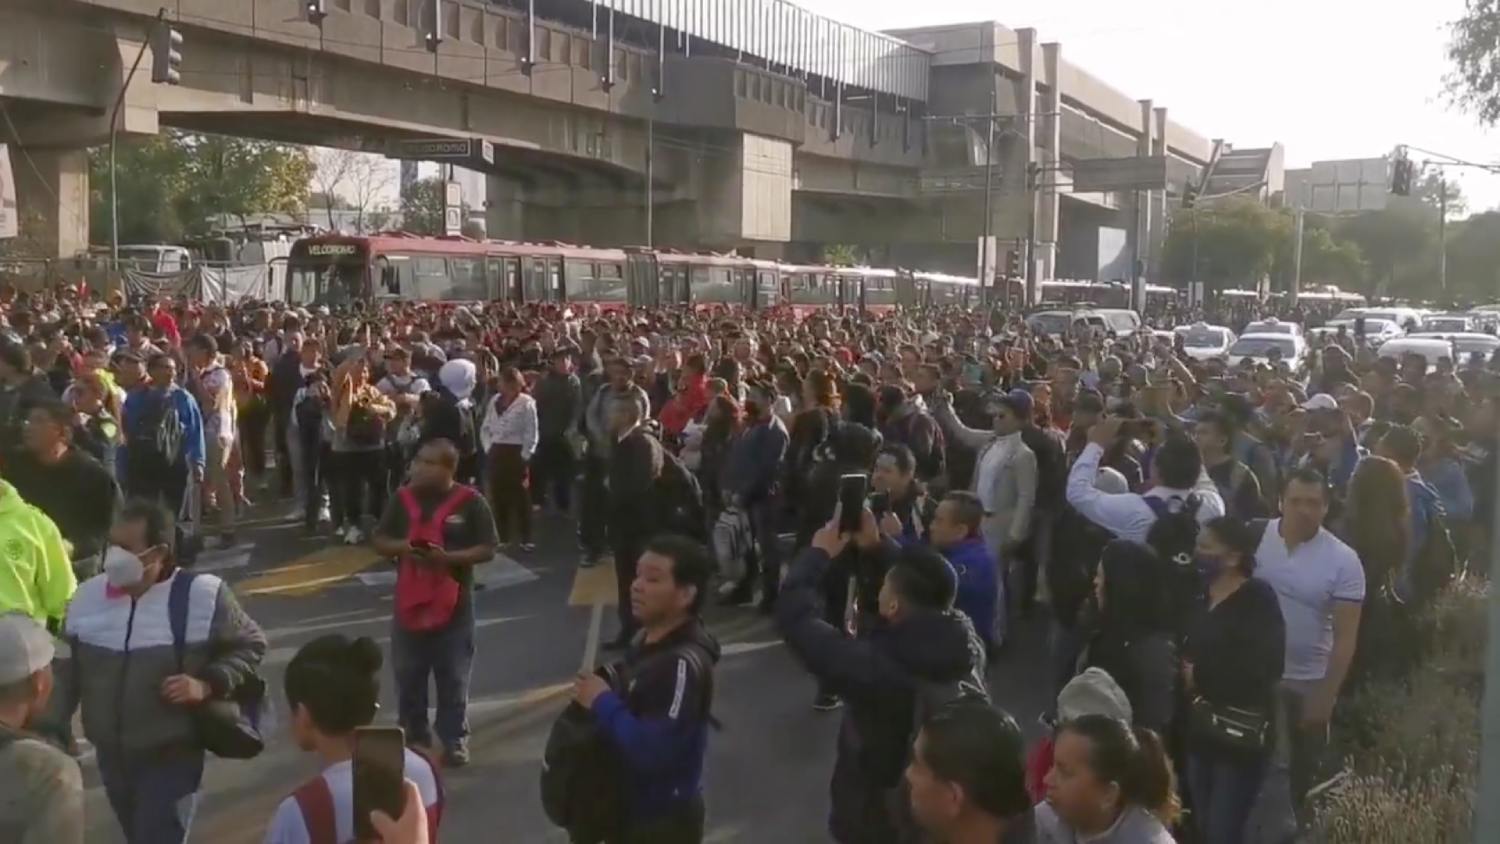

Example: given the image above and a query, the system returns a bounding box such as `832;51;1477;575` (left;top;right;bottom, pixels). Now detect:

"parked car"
1226;332;1307;374
1323;317;1405;347
1420;313;1478;333
1409;332;1500;362
1092;308;1144;338
1173;322;1237;361
1242;318;1303;338
1378;336;1459;369
1026;309;1108;337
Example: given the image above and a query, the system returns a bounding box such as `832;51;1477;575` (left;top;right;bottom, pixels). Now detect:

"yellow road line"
237;545;383;597
567;563;619;607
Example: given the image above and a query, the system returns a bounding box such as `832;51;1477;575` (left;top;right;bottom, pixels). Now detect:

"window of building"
538;27;551;61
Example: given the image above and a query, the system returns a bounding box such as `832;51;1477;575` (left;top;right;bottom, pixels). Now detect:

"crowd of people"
0;281;1495;843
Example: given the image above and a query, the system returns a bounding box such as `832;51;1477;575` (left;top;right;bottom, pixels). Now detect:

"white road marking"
261;613;534;666
353;553;539;590
192;546;254;573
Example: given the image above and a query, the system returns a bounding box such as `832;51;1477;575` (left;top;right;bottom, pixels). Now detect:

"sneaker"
579;555;599;569
317;506;332;526
344;525;365;545
519;542;536;553
443;741;471;768
812;694;843;712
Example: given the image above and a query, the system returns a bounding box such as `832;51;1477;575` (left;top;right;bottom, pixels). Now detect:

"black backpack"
1144;494;1204;637
130;390;184;469
540;644;714;843
1410;510;1458;605
654;440;708;542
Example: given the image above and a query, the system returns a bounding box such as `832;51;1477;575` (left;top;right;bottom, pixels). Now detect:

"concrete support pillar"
1035;42;1063;297
13;148;90;259
1132;99;1155;292
1150;106;1169;281
1015;28;1039;304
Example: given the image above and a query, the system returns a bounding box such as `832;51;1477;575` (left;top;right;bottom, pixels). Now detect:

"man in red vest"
372;439;497;767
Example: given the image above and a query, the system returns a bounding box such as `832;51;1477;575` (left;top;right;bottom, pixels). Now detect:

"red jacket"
660;373;710;437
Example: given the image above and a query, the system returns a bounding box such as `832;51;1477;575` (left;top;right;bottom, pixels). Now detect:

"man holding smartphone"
373;439;498;768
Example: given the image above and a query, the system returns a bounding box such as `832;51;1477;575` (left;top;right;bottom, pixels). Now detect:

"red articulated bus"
284;233;981;313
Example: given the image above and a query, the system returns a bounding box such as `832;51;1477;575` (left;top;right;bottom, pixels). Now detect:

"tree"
821;243;862;266
1160;198;1286;289
309;147;394;233
1336;201;1439;296
1443;210;1500;300
88;131;312;244
1448;0;1500;125
400;177;447;235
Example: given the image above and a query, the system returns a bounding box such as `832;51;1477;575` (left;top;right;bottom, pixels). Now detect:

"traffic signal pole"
108;8;167;267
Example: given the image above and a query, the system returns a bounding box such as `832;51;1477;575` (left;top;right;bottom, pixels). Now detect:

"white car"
1334;306;1424;332
1322;317;1404;347
1173;323;1237;361
1420;314;1477;333
1242;318;1303;338
1225;333;1307;373
1409;332;1500;362
1378;337;1457;368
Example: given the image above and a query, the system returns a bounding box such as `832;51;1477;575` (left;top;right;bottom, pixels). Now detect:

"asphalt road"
79;501;1055;844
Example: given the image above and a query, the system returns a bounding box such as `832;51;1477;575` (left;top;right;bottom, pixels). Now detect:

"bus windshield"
288;242;368;306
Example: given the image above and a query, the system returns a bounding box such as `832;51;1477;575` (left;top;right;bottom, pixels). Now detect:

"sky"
800;0;1500;213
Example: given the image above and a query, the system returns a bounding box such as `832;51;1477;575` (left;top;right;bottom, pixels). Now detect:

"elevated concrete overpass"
2;0;1241;286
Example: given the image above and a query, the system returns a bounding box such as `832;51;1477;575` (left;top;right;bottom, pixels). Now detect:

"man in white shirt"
1064;416;1225;542
1253;466;1364;837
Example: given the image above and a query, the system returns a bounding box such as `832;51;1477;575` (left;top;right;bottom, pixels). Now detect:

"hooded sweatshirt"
590;617;721;822
0;479;76;625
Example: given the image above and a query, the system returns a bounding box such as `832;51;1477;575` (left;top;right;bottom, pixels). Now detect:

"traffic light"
307;0;327;23
1391;156;1413;196
150;24;183;85
1005;249;1022;278
426;0;444;52
1182;182;1199;210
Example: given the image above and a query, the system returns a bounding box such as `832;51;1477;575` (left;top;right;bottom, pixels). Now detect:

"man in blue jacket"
121;353;205;517
1376;424;1447;603
573;534;720;844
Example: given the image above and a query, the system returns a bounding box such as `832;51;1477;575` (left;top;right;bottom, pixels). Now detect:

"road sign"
393;137;495;167
1071;156;1169;193
444;180;462;235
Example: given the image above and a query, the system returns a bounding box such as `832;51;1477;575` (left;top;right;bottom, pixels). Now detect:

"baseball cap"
997;388;1034;420
0;613;55;685
1301;393;1339;412
1057;667;1133;724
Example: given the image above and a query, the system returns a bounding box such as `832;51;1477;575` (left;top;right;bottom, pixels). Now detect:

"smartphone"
352;726;407;840
867;491;891;517
838;474;869;534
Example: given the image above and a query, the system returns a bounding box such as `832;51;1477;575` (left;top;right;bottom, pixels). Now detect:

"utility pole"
1438;174;1448;293
645;102;654;248
980;112;995;304
1290;207;1305;306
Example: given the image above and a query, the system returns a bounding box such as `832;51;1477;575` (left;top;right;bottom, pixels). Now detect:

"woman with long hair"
785;369;841;511
698;394;743;516
1183;517;1285;844
1336;455;1411;683
330;355;396;544
1039;714;1178;843
1081;541;1177;734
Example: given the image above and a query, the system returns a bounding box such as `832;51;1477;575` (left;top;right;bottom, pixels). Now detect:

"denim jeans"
1188;750;1267;844
96;748;204;844
392;594;476;749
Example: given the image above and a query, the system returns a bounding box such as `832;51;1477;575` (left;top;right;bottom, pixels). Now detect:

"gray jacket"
50;569;267;756
1034;803;1175;844
584;383;651;457
934;401;1038;548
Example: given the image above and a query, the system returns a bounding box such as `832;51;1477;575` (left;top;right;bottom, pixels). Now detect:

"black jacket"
608;428;663;543
534;370;582;440
776;544;989;844
267;351;305;416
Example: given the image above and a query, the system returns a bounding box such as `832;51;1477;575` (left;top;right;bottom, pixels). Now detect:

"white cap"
1301;393;1339;412
0;613;55;685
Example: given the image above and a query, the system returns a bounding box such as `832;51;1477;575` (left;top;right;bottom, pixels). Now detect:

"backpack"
895;409;946;481
295;392;326;445
711;506;753;583
129;390;184;469
394;485;477;632
1143;495;1204;637
540;644;714;843
654;441;707;542
1409;510;1459;605
344;402;386;447
167;571;267;759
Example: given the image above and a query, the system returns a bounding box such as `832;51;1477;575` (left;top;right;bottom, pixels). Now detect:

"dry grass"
1312;580;1485;842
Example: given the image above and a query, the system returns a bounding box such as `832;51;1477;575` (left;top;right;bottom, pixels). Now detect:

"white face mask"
103;545;147;589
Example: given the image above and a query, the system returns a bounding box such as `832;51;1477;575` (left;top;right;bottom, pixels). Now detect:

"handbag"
168;571;267;759
1188;696;1270;754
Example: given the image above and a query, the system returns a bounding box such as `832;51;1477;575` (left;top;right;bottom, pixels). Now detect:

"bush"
1312;580;1485;841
